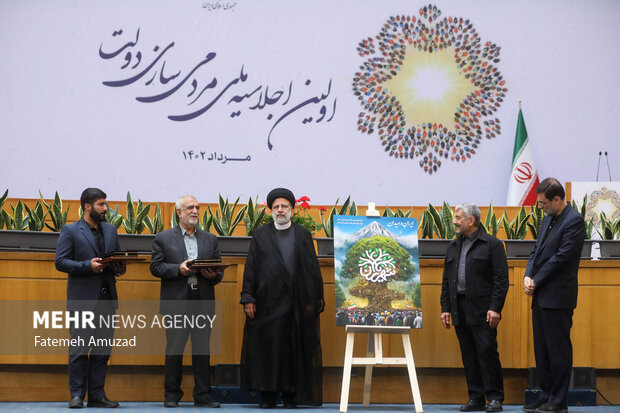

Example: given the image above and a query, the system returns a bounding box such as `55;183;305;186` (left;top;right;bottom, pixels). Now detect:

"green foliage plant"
481;202;500;237
105;203;123;229
420;202;455;239
571;194;595;239
571;194;588;217
170;207;180;228
243;196;268;236
383;206;413;218
0;189;9;229
145;204;164;234
319;196;357;238
9;200;29;230
207;195;247;236
500;206;530;240
526;204;544;239
24;201;48;231
42;191;70;232
597;212;620;240
122;192;151;234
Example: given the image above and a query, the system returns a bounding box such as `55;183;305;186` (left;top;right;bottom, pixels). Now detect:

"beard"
181;215;198;228
90;208;106;223
274;211;292;225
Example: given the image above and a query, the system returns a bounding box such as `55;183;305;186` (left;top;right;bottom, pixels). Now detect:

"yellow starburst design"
383;47;476;128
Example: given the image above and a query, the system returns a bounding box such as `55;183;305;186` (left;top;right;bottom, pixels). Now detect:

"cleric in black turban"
239;187;324;408
266;187;296;210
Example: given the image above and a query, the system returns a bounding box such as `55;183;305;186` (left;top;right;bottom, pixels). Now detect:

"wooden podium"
339;325;423;412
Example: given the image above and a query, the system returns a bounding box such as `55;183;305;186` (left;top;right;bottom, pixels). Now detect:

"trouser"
163;287;212;403
454;295;504;403
532;299;573;408
68;294;115;399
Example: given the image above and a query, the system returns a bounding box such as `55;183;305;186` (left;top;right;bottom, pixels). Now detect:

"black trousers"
164;287;212;403
532;299;573;408
68;294;115;400
454;295;504;403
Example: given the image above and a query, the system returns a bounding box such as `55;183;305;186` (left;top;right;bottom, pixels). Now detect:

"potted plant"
597;211;620;258
501;206;533;259
481;203;500;237
419;202;455;258
117;192;157;253
316;196;357;257
205;195;250;256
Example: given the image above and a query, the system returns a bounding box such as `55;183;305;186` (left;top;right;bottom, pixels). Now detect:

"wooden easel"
339;325;423;412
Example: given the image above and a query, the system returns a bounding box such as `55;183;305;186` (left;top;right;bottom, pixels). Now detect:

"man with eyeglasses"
240;187;324;409
523;178;585;413
150;195;223;408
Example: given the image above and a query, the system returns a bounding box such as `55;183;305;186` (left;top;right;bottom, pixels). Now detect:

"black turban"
267;188;295;209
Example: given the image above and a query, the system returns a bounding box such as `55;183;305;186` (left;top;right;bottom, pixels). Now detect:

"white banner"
1;1;618;205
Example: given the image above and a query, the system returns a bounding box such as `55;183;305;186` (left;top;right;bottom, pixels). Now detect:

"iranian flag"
506;108;539;205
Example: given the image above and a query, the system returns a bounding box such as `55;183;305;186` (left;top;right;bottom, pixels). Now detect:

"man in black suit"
150;195;223;408
523;178;585;413
441;203;508;412
55;187;126;409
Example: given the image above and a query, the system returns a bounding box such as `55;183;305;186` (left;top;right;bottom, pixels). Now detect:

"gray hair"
455;203;481;227
175;195;197;210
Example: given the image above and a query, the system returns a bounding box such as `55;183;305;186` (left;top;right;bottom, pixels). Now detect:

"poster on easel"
333;215;422;327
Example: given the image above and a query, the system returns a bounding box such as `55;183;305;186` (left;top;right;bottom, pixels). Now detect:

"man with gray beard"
150;195;223;408
240;188;324;409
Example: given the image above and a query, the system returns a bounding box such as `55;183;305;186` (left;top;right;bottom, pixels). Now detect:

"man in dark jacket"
150;195;223;408
55;187;125;409
440;203;508;412
523;178;585;413
240;187;324;409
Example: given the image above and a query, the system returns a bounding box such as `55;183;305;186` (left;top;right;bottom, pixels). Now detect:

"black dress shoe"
68;396;83;408
282;391;296;409
535;402;567;413
523;399;547;412
486;400;503;412
460;399;487;412
87;396;120;408
163;400;179;407
195;399;221;408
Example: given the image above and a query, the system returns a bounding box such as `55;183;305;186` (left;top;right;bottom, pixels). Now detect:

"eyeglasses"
537;198;553;207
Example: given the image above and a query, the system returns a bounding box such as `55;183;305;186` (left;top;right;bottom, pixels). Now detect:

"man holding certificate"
150;195;223;408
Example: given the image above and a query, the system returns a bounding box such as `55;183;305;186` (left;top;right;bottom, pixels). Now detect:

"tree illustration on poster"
340;236;414;312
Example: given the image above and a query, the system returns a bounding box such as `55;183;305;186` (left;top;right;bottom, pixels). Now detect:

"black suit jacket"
150;226;223;313
55;219;121;309
440;227;509;326
524;204;585;310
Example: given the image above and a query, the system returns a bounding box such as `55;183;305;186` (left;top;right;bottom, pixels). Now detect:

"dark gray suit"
524;203;585;408
150;225;223;403
55;219;120;400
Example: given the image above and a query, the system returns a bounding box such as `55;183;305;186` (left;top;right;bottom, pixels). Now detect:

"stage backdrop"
1;1;619;205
